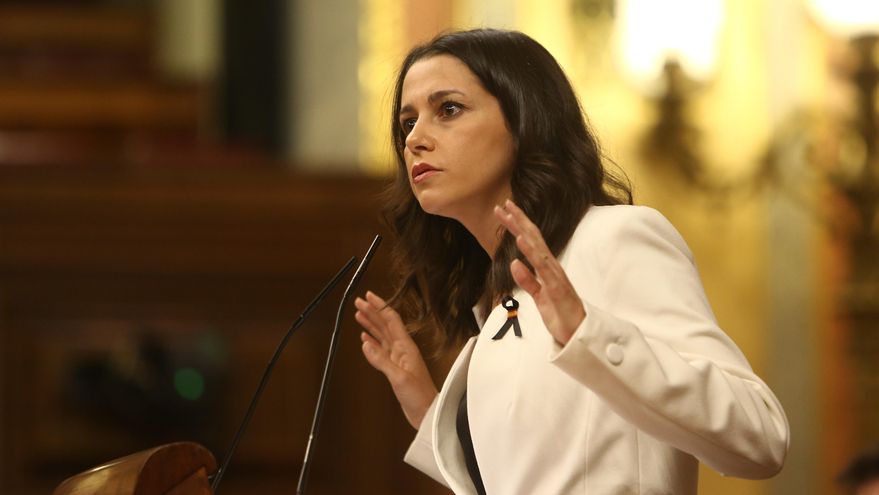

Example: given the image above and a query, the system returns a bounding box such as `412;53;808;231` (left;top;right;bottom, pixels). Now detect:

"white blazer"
403;205;789;494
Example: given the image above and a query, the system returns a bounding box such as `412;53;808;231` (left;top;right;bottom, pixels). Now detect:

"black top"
456;390;487;495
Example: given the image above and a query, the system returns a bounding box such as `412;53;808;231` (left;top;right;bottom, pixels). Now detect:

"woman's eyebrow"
399;89;466;116
427;89;465;103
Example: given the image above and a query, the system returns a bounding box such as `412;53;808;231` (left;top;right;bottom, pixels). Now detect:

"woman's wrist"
555;305;587;346
408;390;438;429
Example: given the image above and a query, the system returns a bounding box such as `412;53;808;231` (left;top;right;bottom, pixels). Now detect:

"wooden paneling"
0;81;203;130
0;5;151;50
0;167;449;495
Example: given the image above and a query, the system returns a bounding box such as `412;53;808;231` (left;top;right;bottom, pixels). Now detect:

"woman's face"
398;54;516;222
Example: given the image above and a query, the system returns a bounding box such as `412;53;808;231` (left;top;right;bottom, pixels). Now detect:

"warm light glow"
806;0;879;38
358;0;405;174
515;0;575;76
615;0;725;91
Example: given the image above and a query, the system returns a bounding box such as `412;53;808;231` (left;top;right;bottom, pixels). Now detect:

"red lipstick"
411;163;440;184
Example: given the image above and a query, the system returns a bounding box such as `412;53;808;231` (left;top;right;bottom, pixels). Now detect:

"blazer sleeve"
403;395;449;487
549;206;789;479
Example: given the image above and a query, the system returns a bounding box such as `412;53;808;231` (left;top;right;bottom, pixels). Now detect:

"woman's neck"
458;209;503;260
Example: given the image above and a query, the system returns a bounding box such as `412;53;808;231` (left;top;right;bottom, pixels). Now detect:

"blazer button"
605;343;624;365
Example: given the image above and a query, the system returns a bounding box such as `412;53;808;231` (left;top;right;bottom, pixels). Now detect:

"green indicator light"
174;368;205;401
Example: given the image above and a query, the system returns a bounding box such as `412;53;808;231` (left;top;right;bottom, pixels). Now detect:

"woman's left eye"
440;102;462;118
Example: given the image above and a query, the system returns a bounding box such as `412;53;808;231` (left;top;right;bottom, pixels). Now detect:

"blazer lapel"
433;337;479;495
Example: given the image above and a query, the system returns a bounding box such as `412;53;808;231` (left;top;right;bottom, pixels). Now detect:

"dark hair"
383;28;632;349
839;444;879;491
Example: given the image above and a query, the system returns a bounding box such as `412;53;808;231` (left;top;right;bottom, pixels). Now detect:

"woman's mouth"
411;163;440;184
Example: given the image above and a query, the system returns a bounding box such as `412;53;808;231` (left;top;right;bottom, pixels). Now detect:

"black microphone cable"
210;255;358;492
297;234;382;495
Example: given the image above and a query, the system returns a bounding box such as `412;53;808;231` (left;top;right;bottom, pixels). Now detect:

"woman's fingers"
495;200;564;288
365;291;411;339
356;291;416;358
493;203;525;241
495;200;586;345
362;332;424;395
354;298;390;342
354;306;386;343
356;292;437;430
510;258;541;297
364;290;388;307
514;235;569;295
360;332;394;374
498;200;546;244
495;202;550;261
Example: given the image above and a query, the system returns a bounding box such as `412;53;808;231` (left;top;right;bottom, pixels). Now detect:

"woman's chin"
419;202;460;222
415;194;445;217
418;203;444;217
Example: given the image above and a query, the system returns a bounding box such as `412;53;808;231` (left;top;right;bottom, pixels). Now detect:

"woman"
354;29;788;494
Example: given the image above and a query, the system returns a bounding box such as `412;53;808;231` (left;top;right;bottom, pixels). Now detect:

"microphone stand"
296;234;382;495
210;256;358;492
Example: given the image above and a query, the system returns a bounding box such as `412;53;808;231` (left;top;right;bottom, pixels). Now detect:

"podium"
53;442;217;495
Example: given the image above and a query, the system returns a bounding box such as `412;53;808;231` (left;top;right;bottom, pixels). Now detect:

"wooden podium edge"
53;442;217;495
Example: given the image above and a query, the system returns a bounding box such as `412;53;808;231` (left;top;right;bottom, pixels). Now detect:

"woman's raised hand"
354;291;438;429
494;199;586;346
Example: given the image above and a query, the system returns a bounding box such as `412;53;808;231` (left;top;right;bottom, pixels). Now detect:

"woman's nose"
405;121;435;153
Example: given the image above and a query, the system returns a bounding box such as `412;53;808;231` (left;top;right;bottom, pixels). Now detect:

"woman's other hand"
494;199;586;346
355;291;438;429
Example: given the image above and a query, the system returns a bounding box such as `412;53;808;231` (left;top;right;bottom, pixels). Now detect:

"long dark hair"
383;29;632;349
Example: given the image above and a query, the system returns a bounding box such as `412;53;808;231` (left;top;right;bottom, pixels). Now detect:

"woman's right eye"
401;118;417;133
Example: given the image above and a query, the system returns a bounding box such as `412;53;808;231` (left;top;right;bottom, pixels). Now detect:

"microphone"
210;255;358;492
296;234;382;495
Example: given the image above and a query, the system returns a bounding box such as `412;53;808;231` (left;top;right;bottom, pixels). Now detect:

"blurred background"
0;0;876;494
